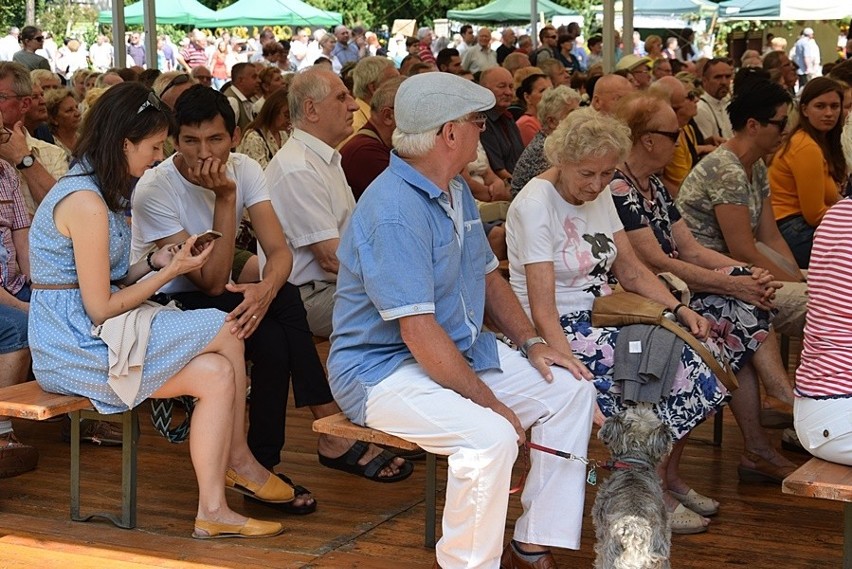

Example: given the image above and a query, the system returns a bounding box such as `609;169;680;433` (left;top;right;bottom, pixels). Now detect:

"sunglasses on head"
159;74;191;99
137;91;168;115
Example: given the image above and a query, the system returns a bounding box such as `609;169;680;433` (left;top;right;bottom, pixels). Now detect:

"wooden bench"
0;381;138;529
312;412;438;547
783;457;852;568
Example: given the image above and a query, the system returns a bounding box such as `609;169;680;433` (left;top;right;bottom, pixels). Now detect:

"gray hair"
417;27;431;40
0;62;32;96
537;85;581;124
353;56;396;100
392;129;436;157
370;76;405;113
289;67;334;126
544;107;631;167
842;112;852;172
30;69;58;87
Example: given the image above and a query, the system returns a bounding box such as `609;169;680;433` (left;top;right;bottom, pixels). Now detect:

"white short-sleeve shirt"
506;178;623;317
264;128;355;285
130;152;270;294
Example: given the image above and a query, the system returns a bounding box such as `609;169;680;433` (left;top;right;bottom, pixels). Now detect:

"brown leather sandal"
737;451;797;484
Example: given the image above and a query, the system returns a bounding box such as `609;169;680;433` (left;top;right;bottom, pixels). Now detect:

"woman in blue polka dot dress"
28;83;289;539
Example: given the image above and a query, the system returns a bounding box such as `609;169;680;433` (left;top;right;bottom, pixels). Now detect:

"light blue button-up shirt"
328;152;501;425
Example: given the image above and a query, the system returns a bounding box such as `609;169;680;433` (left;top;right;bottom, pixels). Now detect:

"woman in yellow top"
769;77;846;268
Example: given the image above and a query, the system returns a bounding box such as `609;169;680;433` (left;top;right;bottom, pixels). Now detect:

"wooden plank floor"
0;340;842;568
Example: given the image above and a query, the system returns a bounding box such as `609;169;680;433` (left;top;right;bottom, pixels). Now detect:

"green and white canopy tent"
718;0;850;19
447;0;578;23
97;0;217;26
194;0;342;28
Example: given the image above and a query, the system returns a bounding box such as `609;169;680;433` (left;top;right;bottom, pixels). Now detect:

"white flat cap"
394;72;495;134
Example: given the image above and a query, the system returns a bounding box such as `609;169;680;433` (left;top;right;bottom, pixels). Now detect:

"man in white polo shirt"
264;67;357;339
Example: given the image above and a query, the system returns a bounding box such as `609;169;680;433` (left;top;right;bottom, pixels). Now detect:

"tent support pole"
111;0;126;69
143;0;158;69
623;0;634;62
531;0;538;48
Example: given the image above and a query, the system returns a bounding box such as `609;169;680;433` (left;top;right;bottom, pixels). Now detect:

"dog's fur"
592;406;673;569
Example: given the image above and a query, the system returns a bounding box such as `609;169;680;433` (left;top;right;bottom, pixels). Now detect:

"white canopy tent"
718;0;850;20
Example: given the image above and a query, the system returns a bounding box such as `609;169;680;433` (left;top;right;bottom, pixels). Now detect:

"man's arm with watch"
483;269;590;382
0;122;57;205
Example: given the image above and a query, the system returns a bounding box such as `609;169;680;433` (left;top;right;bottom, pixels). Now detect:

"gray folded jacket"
613;324;684;405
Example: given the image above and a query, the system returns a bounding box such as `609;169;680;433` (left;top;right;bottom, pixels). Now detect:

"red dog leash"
510;441;634;494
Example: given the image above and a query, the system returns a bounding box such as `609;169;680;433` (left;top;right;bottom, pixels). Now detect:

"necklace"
622;161;651;196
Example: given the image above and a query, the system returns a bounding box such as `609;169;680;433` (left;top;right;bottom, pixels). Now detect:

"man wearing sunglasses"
12;27;49;72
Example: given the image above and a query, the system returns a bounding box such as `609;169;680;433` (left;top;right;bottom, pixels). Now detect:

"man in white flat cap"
327;72;596;569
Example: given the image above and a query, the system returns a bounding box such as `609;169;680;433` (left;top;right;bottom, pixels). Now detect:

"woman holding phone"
28;83;289;539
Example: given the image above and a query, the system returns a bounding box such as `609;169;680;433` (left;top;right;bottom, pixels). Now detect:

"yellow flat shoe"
192;517;284;539
225;468;296;503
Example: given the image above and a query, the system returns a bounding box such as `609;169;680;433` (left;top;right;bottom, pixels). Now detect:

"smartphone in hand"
193;229;223;248
177;230;223;252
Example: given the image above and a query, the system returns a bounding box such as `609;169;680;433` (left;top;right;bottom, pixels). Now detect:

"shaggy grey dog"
592;406;673;569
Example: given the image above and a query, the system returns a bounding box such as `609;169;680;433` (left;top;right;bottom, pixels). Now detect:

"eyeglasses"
33;36;44;42
0;128;11;144
159;73;191;99
136;91;167;115
0;93;29;101
465;112;488;131
649;129;680;142
436;112;488;135
764;117;788;131
686;91;699;101
631;67;649;75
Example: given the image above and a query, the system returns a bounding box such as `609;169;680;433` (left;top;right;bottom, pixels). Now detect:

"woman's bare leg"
151;349;245;525
751;332;794;407
658;436;710;526
728;362;795;469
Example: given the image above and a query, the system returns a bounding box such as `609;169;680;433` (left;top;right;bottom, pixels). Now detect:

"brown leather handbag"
591;291;738;392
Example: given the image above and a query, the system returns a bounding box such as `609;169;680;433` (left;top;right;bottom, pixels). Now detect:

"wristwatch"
16;154;35;170
520;336;548;358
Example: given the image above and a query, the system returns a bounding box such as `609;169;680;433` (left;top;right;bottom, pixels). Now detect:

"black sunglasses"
764;117;788;131
649;129;680;142
159;74;190;99
136;91;167;115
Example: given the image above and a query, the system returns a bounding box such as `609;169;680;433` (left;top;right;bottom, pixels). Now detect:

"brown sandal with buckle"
737;451;797;484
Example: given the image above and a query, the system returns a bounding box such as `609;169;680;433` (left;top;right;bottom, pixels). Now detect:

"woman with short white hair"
506;107;727;534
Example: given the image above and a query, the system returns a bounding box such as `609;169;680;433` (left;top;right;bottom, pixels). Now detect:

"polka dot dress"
28;163;226;414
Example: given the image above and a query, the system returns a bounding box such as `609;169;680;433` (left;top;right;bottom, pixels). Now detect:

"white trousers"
794;396;852;466
365;342;597;569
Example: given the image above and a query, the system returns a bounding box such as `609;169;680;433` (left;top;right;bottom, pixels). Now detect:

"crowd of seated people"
2;21;852;567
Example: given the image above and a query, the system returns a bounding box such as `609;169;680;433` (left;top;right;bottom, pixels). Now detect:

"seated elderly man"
479;67;525;183
346;56;398;141
328;72;596;569
341;76;405;200
590;73;634;115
